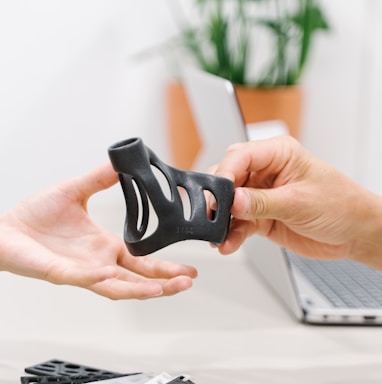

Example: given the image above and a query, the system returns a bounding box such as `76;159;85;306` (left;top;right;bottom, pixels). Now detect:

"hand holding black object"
108;137;234;256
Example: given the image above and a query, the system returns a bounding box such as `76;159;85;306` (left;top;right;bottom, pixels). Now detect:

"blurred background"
1;0;382;362
1;0;382;217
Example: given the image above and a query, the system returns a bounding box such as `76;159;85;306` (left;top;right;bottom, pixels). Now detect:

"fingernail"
143;289;163;299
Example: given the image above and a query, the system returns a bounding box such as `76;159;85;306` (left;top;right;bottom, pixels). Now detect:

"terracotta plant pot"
166;81;303;170
235;85;303;140
166;82;201;171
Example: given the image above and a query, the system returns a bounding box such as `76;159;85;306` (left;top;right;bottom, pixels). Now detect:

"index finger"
214;136;298;187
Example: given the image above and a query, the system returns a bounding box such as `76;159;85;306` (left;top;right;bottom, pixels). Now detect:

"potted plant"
164;0;330;169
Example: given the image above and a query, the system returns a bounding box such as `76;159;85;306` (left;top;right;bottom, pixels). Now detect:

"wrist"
0;212;23;273
351;192;382;270
0;214;8;272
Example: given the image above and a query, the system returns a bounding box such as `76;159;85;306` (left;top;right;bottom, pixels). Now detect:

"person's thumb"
71;163;119;198
231;187;286;221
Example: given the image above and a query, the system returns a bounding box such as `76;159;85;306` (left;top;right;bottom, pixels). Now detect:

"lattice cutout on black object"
108;137;234;256
24;359;124;377
21;359;137;384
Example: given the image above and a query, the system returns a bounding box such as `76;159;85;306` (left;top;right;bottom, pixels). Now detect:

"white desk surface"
1;205;382;383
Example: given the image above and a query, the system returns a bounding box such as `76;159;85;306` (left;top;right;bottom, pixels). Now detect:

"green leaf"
139;0;332;86
291;2;330;32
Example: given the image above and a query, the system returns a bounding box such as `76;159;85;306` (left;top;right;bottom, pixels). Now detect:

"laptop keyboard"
286;251;382;308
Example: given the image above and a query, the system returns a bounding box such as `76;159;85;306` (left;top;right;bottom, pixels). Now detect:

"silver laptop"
182;67;382;325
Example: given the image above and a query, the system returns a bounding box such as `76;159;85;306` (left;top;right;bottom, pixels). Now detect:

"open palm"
0;163;197;299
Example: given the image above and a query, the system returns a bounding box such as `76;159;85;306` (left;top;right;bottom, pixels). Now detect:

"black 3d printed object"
108;137;234;256
21;359;131;384
21;359;196;384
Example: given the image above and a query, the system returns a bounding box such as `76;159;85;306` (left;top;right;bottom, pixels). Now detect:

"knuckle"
250;190;268;217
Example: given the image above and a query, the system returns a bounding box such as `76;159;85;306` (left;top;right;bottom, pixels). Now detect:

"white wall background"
0;0;381;213
1;0;382;357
